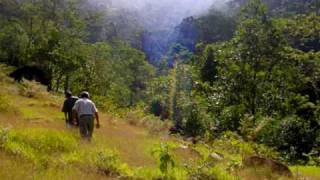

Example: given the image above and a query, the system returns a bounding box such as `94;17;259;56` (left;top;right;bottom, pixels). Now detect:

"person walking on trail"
62;91;79;128
73;91;100;140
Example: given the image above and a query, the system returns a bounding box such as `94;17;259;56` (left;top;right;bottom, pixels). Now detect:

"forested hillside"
0;0;320;179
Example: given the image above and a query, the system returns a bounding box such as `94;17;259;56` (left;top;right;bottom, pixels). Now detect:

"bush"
153;143;175;174
184;106;207;137
219;104;246;132
124;108;171;134
276;116;318;162
186;160;236;180
89;149;130;177
19;79;49;98
91;95;119;113
257;115;318;162
152;143;180;179
211;131;279;160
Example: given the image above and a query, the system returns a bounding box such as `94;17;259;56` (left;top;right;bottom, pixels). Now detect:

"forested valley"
0;0;320;179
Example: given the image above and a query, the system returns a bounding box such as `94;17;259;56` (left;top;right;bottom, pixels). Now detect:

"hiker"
62;91;79;128
72;91;100;140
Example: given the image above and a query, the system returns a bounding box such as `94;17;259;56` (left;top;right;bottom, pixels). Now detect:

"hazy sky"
91;0;231;30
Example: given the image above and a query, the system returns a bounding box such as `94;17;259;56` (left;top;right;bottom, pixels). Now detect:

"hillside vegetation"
0;0;320;179
0;65;319;179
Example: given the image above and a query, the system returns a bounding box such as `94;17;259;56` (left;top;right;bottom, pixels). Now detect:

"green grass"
290;166;320;180
0;127;132;177
0;126;240;180
1;65;319;180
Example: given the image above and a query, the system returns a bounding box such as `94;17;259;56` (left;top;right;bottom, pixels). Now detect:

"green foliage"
4;129;76;152
70;41;155;107
152;143;176;178
0;0;155;108
0;128;77;166
184;104;207;137
90;149;131;177
283;13;320;52
0;127;133;177
211;131;280;160
189;0;320;163
147;75;171;119
124;108;172;134
185;155;238;180
220;105;246;132
259;116;318;162
0;21;29;66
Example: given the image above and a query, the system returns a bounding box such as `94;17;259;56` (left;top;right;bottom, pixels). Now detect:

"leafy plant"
152;143;176;178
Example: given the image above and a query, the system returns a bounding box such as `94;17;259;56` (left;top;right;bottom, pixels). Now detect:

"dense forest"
0;0;319;166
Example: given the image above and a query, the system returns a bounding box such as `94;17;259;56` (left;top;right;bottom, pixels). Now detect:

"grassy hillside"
0;64;319;179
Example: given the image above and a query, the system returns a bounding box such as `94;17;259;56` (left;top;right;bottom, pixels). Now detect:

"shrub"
89;149;130;177
91;95;119;114
19;79;49;98
60;148;132;178
125;108;171;134
257;115;318;162
211;131;279;160
219;104;246;132
152;143;176;179
276;116;318;162
184;106;207;137
186;160;236;180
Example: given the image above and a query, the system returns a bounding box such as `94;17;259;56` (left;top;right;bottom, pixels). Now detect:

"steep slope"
0;64;319;179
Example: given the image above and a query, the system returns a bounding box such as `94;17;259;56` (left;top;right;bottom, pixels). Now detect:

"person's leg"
76;116;80;127
66;112;73;128
79;117;88;138
87;116;94;140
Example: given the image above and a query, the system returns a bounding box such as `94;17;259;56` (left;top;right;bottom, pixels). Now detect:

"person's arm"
72;101;79;125
72;110;78;125
92;103;100;128
95;112;100;128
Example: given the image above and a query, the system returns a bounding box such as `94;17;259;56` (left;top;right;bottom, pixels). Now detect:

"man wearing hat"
73;91;100;140
62;91;79;128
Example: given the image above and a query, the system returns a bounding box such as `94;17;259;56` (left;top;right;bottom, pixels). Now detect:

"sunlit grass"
290;166;320;180
1;67;319;180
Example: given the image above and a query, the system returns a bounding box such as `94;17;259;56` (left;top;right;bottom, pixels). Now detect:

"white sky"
91;0;231;30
